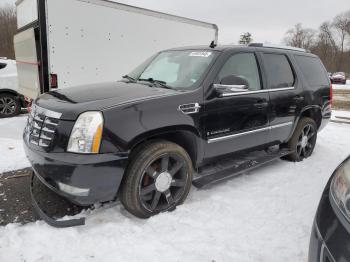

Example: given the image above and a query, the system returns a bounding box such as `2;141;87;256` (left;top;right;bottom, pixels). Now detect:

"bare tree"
333;13;350;55
0;5;17;59
344;10;350;36
319;22;337;49
284;14;350;74
284;23;316;50
311;22;338;71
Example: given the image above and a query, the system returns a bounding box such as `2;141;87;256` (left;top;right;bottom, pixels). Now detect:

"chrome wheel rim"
139;153;188;213
0;96;17;115
296;124;316;158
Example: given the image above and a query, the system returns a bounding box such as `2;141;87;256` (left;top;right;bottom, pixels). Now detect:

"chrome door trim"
270;122;294;129
207;121;293;144
208;126;270;143
221;87;295;97
213;84;248;93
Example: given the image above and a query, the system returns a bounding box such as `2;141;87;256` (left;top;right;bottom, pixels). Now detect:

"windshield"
127;50;218;90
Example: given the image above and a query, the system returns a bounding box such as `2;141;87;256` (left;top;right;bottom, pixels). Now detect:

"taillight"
50;74;58;89
330;82;333;106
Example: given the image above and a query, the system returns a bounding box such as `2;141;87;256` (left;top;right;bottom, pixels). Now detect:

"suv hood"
35;81;178;120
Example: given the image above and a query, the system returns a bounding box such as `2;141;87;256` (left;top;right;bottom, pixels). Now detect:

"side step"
192;149;293;189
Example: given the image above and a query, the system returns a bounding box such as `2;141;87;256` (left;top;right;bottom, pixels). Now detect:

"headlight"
67;111;104;154
331;157;350;220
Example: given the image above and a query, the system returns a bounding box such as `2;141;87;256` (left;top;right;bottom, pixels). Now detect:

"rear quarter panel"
290;53;331;131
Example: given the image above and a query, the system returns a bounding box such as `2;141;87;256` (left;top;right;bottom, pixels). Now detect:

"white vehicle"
0;58;24;118
14;0;218;99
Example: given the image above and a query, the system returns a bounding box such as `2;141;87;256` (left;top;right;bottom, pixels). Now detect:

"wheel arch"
285;106;322;143
299;106;322;129
128;125;203;168
0;88;19;96
0;89;25;107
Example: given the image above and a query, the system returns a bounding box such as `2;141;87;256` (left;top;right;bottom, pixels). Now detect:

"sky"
2;0;349;44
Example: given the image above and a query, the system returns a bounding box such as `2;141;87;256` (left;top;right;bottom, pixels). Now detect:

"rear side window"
263;54;295;89
294;55;329;87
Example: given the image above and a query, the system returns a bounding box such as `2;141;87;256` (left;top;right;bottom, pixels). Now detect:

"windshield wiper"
122;75;137;83
138;78;173;90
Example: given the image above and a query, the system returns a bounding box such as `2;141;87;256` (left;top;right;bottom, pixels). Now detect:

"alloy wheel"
296;124;316;159
138;153;188;213
0;96;17;116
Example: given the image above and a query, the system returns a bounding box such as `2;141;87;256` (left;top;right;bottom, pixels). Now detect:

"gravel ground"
333;89;350;110
0;169;85;226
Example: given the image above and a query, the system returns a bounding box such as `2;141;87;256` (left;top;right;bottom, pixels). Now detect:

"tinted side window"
217;53;261;91
294;55;329;87
263;54;295;89
0;63;7;70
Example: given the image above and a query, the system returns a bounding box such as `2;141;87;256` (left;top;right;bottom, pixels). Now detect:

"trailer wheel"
283;117;317;162
0;93;21;118
120;141;193;218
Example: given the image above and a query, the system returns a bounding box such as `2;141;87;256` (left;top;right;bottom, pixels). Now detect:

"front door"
203;52;270;159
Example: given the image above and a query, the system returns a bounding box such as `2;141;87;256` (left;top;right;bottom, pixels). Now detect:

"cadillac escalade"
23;43;332;227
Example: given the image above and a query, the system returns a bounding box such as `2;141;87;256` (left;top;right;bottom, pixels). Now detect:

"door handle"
293;96;305;103
254;101;268;109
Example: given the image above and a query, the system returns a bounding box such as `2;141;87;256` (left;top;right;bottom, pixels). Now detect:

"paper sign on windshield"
189;52;212;58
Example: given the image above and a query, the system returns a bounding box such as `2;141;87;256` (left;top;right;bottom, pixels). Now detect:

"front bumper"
24;140;128;206
309;182;350;262
30;173;87;228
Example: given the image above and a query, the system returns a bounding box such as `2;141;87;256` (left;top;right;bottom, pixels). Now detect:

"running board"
192;149;293;189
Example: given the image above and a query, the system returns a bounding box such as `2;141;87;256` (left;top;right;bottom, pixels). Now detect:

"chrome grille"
26;105;61;148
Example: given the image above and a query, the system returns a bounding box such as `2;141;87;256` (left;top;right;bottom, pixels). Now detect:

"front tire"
283;117;318;162
120;141;193;218
0;93;21;118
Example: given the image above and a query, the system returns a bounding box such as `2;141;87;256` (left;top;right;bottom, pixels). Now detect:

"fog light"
57;182;90;197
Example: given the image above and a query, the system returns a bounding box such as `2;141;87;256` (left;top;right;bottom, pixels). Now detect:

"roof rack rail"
248;43;307;53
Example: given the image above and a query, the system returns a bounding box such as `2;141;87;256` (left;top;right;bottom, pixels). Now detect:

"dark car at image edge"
309;156;350;262
23;43;332;227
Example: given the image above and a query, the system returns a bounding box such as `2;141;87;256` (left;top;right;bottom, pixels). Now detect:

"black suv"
24;44;332;226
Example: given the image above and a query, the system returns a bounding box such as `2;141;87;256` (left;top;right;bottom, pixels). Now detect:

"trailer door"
14;28;41;99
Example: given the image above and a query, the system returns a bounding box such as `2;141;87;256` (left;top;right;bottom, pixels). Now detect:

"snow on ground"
332;110;350;124
0;114;29;173
333;83;350;90
0;116;349;261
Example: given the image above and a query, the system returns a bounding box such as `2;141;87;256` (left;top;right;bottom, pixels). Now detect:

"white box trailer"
14;0;218;99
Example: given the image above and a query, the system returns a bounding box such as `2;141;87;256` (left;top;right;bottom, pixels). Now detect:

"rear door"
260;52;304;143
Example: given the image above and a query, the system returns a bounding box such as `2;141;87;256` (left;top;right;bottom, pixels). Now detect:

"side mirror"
213;75;249;97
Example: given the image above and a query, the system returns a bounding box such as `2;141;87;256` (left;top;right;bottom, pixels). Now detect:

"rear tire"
120;140;193;218
283;117;317;162
0;93;21;118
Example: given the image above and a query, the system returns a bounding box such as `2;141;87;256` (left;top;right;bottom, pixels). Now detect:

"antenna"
209;41;217;49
